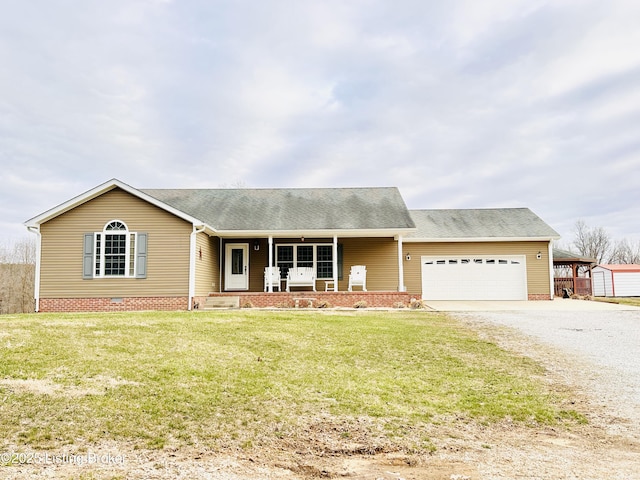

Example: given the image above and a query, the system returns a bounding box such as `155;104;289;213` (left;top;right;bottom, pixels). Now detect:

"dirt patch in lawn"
3;417;639;479
3;399;639;479
0;375;141;398
3;320;640;479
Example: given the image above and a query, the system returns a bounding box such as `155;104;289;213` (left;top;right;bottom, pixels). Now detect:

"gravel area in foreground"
456;309;640;427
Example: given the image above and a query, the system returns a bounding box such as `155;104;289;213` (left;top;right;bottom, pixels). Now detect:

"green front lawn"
0;310;583;453
594;297;640;307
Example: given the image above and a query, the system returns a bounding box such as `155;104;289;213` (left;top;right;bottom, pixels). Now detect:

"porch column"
397;235;406;292
268;235;274;293
333;235;338;291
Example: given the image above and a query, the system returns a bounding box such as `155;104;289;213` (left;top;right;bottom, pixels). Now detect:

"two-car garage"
406;208;560;301
421;255;528;301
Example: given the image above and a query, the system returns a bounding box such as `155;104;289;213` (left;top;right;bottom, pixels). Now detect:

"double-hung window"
316;245;333;279
83;220;147;279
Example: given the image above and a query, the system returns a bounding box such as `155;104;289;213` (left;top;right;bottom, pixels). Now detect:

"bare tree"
217;180;248;188
572;220;612;264
609;238;640;264
0;238;36;314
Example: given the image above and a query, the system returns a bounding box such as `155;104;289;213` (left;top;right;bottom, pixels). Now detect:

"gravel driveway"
453;303;640;427
443;302;640;479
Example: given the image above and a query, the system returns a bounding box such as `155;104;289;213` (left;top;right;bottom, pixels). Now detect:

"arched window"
85;220;146;278
105;220;127;232
97;221;129;276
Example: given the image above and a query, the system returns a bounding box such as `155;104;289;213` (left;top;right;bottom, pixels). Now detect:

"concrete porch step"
203;296;240;309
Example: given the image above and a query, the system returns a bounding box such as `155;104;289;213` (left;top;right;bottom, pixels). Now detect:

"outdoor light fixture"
253;240;260;251
405;253;411;261
536;251;542;260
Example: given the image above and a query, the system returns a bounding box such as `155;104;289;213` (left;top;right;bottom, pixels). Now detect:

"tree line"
0;238;36;314
568;220;640;265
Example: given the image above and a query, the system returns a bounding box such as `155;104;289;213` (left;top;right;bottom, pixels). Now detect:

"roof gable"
24;179;205;228
141;187;416;233
407;208;560;241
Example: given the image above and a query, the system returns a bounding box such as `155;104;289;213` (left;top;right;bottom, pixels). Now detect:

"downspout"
397;235;405;292
189;225;206;310
548;240;554;300
268;235;273;293
27;226;41;312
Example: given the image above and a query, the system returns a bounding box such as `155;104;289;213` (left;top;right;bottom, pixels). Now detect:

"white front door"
225;243;249;290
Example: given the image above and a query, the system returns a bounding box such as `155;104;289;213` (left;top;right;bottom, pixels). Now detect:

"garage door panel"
421;256;527;300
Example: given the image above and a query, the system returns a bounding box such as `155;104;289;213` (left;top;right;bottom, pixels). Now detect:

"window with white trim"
83;224;147;280
276;244;336;279
93;221;138;277
316;245;333;279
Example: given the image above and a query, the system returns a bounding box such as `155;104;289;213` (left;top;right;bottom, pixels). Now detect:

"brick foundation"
38;292;552;312
39;296;190;313
206;291;414;309
528;294;552;301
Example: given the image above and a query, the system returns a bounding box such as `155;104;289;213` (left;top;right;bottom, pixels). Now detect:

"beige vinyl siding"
39;188;192;298
402;241;552;297
249;240;268;292
339;237;399;291
194;233;219;295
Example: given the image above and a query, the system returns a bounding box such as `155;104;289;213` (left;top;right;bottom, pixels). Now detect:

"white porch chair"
264;266;281;292
348;265;367;291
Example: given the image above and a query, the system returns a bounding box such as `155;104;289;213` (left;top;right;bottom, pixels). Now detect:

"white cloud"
0;0;639;245
541;1;640;96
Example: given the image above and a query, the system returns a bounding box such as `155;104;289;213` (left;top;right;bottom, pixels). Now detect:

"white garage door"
421;255;527;300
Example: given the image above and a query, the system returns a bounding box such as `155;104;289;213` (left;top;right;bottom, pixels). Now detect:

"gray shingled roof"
141;187;416;232
407;208;560;239
553;248;596;263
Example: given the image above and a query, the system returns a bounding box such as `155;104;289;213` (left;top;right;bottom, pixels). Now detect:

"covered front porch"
216;234;409;295
183;186;417;310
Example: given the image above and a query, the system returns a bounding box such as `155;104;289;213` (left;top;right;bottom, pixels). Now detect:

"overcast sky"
2;0;639;247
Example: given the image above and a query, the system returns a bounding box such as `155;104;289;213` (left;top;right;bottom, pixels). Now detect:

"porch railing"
554;277;592;296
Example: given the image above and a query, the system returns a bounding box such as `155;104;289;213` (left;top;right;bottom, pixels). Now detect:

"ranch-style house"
24;179;560;312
